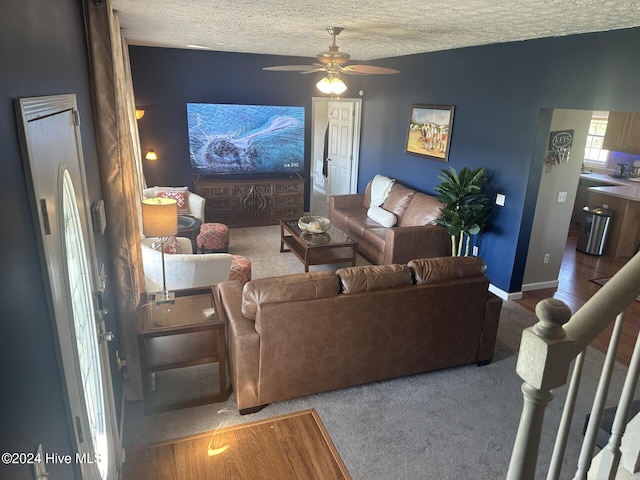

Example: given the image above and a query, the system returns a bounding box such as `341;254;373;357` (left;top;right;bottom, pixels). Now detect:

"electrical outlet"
496;193;506;206
557;191;567;203
472;245;479;256
543;253;550;264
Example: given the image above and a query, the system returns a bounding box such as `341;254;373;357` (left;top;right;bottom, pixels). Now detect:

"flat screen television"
186;103;305;175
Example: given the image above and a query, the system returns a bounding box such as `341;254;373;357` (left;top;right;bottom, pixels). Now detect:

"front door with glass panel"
17;95;120;479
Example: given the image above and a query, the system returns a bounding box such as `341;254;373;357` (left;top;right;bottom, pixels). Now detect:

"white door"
17;95;120;479
310;99;329;195
327;100;360;195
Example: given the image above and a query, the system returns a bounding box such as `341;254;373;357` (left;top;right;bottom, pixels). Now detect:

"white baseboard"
521;280;559;292
489;280;559;301
489;283;523;301
312;184;326;195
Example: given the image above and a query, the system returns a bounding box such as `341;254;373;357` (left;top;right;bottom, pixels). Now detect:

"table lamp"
142;197;178;304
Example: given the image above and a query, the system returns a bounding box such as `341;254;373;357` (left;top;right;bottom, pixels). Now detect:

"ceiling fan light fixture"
263;27;399;84
330;77;347;94
316;76;332;93
316;75;347;95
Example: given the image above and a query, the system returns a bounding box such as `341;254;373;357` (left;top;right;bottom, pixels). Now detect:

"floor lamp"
142;197;178;304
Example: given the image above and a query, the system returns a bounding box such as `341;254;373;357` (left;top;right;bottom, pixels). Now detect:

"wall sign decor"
545;129;574;171
405;104;455;162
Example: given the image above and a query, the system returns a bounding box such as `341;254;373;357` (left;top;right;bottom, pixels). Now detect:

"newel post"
507;299;575;480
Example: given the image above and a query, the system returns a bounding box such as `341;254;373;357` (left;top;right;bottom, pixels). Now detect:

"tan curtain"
86;0;146;399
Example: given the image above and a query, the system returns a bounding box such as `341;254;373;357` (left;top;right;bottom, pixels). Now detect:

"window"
584;111;610;164
63;171;109;479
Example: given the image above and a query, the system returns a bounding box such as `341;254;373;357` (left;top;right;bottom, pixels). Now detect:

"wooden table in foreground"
280;220;358;271
136;286;230;414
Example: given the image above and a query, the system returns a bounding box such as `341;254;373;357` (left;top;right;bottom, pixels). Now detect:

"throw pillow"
156;186;189;214
151;236;183;254
367;206;397;228
398;192;444;227
382;183;416;217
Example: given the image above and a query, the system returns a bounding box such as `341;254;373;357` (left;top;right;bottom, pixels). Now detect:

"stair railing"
506;251;640;480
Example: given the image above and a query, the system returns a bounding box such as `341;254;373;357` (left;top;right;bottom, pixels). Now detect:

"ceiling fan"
263;27;399;94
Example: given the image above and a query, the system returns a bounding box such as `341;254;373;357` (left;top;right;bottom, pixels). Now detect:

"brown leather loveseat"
329;178;451;265
217;256;502;414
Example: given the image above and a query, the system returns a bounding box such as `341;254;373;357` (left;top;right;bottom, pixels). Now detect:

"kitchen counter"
579;172;636;187
588;184;640;202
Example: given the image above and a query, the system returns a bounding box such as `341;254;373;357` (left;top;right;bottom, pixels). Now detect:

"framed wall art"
405;104;455;162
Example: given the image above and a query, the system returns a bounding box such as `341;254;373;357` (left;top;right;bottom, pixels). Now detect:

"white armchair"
140;237;232;291
143;186;206;222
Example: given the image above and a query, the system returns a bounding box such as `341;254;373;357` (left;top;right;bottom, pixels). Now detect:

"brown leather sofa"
329;179;451;264
217;256;502;414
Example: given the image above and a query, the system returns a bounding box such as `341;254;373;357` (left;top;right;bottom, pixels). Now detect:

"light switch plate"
496;193;506;206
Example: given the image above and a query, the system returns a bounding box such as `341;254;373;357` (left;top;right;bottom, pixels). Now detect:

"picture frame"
405;104;455;162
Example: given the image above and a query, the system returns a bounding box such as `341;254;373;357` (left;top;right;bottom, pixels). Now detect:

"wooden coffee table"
280;220;358;272
136;286;230;414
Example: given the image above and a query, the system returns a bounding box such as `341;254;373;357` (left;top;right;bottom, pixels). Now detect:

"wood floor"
121;409;351;480
516;233;639;366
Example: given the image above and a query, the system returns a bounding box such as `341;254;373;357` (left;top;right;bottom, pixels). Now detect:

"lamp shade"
316;75;347;95
145;149;158;161
135;109;145;120
316;77;333;94
141;198;178;237
329;77;347;94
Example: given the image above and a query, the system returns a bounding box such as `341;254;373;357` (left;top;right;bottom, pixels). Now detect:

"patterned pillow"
151;236;183;254
156;187;189;214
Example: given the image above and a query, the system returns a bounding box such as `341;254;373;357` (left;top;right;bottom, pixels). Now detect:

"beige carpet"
227;224;371;279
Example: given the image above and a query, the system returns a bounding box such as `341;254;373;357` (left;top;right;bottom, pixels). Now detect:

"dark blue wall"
356;29;640;292
1;0;121;478
131;47;369;208
130;28;640;294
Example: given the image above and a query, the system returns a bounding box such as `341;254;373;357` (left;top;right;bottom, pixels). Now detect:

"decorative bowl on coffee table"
298;215;331;234
301;231;331;245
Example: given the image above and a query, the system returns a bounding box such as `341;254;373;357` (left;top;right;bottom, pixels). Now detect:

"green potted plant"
435;166;492;257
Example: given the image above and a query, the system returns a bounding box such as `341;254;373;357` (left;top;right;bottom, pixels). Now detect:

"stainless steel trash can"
576;206;612;255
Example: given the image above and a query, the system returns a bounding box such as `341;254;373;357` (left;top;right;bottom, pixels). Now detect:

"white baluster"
547;350;586;480
507;299;573;480
574;311;625;480
596;324;640;478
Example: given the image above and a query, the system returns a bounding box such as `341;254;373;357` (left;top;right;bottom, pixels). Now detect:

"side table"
177;214;202;252
136;286;230;414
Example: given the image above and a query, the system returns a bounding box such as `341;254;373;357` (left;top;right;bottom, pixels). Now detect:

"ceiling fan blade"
262;65;321;72
341;64;400;75
299;68;327;74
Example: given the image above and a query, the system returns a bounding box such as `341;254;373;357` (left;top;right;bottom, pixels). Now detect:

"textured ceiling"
112;0;640;61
